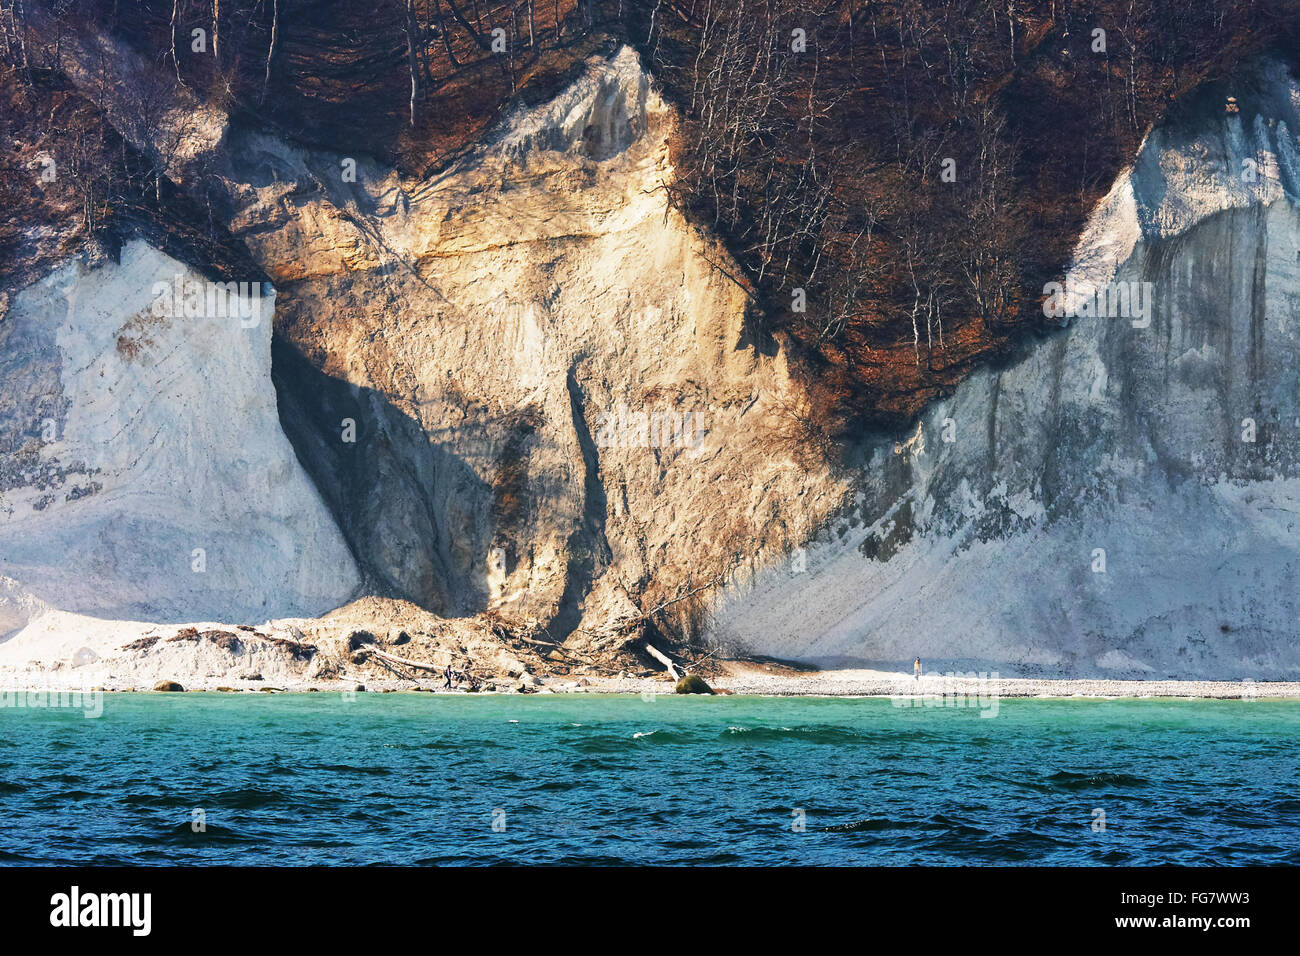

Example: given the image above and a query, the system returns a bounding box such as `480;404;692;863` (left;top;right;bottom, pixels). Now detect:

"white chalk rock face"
0;240;360;630
714;61;1300;679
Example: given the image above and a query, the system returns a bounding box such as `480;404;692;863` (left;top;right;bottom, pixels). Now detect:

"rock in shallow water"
675;674;713;695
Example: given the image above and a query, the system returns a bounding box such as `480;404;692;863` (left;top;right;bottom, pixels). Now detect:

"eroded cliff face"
210;46;838;642
1;27;845;657
7;8;1299;682
713;62;1300;679
247;47;838;635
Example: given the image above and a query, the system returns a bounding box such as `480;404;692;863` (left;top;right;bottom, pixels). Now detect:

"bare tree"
402;0;421;126
261;0;277;103
169;0;182;85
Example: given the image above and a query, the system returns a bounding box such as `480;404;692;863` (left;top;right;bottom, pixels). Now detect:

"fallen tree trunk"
367;647;443;672
369;654;417;682
643;643;680;681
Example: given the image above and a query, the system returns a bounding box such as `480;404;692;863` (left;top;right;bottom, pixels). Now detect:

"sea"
1;693;1297;865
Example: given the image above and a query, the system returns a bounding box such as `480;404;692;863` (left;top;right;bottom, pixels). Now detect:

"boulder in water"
675;674;713;695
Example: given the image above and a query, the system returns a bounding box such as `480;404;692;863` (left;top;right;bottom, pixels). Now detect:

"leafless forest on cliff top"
4;0;1300;437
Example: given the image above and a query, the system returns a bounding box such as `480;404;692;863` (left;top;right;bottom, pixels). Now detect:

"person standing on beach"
443;664;453;689
914;658;921;681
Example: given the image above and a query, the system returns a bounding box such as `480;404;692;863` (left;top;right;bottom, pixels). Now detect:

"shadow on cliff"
270;336;494;616
547;364;614;640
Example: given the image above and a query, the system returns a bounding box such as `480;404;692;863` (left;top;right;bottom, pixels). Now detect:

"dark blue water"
1;693;1297;865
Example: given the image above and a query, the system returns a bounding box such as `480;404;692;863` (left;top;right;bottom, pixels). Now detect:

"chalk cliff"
0;240;360;630
4;8;1300;682
713;61;1300;679
1;33;842;664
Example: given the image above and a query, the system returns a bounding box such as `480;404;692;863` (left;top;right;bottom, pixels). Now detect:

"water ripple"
1;695;1297;864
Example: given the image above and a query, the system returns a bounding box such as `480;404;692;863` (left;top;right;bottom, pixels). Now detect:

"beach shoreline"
1;601;1292;700
1;661;1293;700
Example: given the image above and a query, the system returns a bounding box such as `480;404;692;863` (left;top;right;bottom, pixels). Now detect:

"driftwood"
369;654;417;683
644;643;680;681
367;647;443;672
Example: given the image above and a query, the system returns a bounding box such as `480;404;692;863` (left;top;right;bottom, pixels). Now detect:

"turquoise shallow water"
0;693;1297;865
